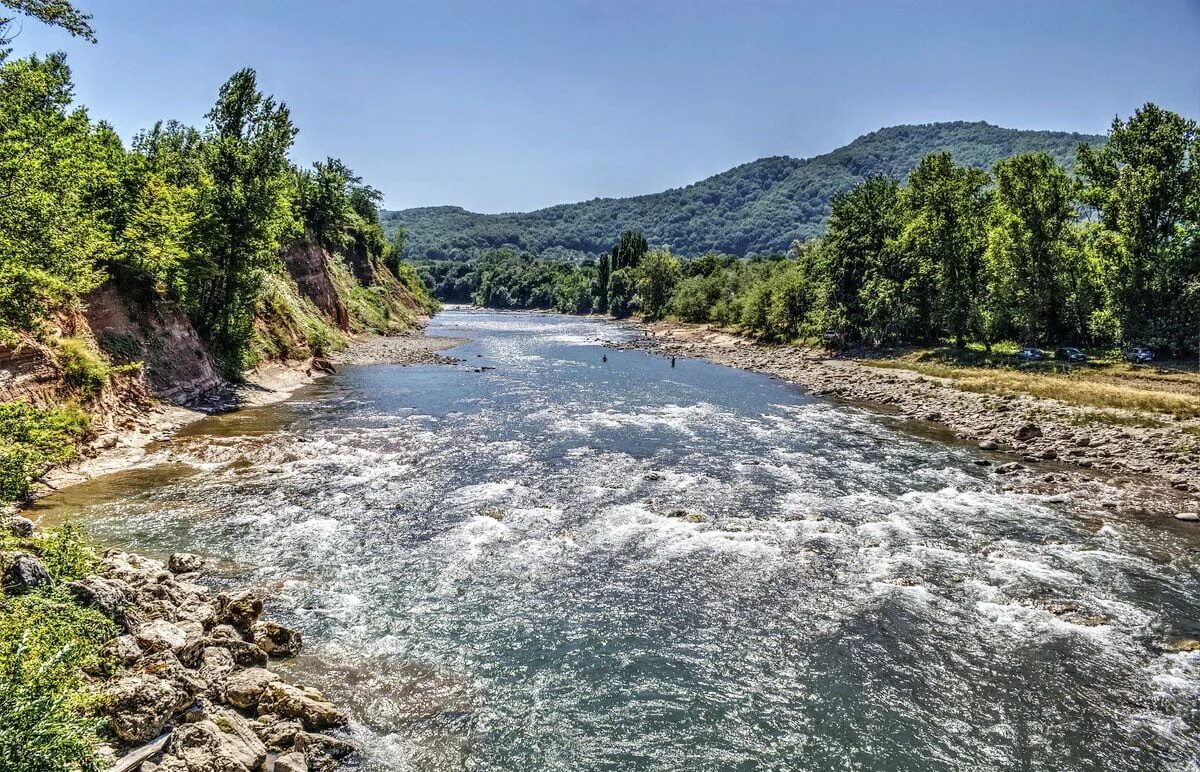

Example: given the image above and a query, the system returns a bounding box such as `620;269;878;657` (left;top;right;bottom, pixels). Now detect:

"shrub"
54;338;110;396
0;402;88;502
0;587;117;772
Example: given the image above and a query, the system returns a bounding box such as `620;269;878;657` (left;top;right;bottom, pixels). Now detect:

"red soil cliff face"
82;281;226;405
282;239;351;331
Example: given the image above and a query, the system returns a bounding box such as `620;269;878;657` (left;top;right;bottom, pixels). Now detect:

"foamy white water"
36;309;1200;770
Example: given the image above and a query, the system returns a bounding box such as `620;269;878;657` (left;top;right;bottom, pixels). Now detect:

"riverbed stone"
257;682;347;730
216;590;263;634
1173;512;1200;522
1;553;51;593
3;514;34;537
977;439;999;450
225;667;281;711
168;552;212;574
135;618;189;653
1015;423;1043;441
252;620;303;658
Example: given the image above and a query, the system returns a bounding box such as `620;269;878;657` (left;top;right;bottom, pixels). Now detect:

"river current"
35;309;1200;770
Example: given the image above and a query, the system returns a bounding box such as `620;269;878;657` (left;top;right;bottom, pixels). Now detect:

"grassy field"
862;345;1200;420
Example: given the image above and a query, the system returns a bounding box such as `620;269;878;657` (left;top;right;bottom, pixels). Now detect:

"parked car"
1124;346;1154;363
1054;347;1087;363
1015;347;1045;362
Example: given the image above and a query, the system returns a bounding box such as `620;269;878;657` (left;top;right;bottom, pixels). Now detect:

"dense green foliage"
0;401;86;501
1;525;113;772
0;23;432;374
386;122;1102;261
420;105;1199;357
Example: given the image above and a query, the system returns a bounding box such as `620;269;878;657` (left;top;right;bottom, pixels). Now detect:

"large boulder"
224;667;280;711
178;636;268;670
155;717;264;772
197;646;236;696
134;618;190;653
293;732;356;771
251;714;304;751
252;621;303;658
273;751;309;772
168;552;212;574
257;682;347;731
2;553;51;593
105;653;203;744
102;634;144;668
3;514;34;537
67;576;133;623
215;590;263;634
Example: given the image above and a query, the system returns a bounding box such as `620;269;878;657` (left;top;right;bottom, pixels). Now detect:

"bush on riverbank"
0;402;89;503
0;525;114;772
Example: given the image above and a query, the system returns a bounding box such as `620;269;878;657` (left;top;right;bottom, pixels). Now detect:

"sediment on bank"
1;514;351;772
615;321;1200;519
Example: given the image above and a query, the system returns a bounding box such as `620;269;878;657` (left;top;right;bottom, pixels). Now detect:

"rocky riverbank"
614;322;1200;521
2;514;351;772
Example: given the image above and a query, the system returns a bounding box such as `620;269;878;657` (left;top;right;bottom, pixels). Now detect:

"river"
33;309;1200;770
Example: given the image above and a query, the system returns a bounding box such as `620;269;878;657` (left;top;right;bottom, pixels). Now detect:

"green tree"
1076;103;1200;350
0;54;112;337
611;229;648;271
984;152;1079;344
607;267;638;318
635;248;680;320
821;177;902;341
0;0;96;46
187;68;297;374
899;152;990;346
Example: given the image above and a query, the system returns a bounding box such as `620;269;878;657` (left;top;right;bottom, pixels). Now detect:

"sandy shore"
36;332;463;496
614;321;1200;521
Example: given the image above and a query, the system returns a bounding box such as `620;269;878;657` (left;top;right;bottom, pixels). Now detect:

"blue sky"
12;0;1200;212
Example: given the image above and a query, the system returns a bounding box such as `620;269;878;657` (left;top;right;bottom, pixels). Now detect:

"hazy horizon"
13;0;1200;213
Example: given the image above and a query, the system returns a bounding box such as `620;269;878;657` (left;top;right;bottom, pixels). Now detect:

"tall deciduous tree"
188;68;297;374
635;248;680;320
0;53;110;336
1076;103;1199;349
900;153;990;346
984;152;1078;343
821;176;903;342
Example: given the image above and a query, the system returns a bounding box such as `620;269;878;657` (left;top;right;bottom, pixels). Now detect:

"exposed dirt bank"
614;321;1200;522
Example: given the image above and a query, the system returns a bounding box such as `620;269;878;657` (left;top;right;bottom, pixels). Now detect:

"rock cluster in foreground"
64;545;353;772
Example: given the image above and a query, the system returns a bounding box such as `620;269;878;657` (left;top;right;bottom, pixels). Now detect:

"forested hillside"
419;104;1199;359
385;122;1102;260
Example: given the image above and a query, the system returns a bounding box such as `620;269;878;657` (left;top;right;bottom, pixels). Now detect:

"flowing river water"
33;309;1200;770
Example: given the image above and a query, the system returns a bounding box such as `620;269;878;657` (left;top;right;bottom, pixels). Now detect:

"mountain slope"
384;121;1103;260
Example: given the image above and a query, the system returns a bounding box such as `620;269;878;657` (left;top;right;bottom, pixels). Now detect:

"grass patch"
1062;412;1168;429
54;338;110;396
0;402;89;503
0;524;112;771
866;357;1200;419
254;274;347;362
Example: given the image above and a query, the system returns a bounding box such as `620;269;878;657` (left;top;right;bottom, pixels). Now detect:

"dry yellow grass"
864;359;1200;420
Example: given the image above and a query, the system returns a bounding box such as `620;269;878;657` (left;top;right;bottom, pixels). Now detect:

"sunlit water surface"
35;309;1200;770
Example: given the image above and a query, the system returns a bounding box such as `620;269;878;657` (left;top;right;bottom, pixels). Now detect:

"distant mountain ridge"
383;121;1104;261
